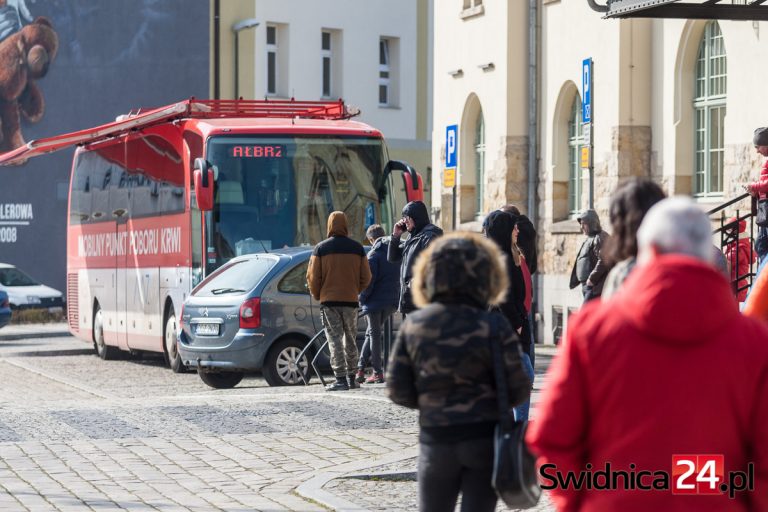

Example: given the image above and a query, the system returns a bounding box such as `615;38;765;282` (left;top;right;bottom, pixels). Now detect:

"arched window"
568;97;583;214
693;21;726;196
475;110;485;216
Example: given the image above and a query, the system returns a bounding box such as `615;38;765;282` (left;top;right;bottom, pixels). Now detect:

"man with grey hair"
527;196;768;511
636;196;714;264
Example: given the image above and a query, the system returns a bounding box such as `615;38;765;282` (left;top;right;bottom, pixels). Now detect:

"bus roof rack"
0;98;359;166
593;0;768;20
128;98;358;121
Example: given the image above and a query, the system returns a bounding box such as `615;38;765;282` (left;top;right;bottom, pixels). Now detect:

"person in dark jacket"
387;232;530;512
483;210;534;421
388;200;443;315
569;209;611;303
307;211;372;391
500;204;539;369
355;224;400;384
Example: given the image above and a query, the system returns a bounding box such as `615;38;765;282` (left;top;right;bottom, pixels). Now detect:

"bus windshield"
205;135;385;267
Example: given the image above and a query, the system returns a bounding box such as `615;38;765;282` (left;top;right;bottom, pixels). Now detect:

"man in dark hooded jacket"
569;209;611;302
388;201;443;315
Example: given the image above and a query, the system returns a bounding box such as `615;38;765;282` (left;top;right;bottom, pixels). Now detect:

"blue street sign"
582;58;592;123
445;125;458;168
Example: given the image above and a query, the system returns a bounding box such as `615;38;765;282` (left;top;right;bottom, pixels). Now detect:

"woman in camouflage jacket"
386;232;530;512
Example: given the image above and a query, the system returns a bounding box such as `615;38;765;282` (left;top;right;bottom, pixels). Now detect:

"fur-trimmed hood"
411;232;508;308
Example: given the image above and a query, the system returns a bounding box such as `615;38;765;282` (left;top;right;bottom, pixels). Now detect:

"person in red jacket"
746;127;768;266
527;197;768;512
724;217;756;302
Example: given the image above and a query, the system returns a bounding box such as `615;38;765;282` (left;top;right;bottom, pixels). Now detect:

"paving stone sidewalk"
0;332;559;511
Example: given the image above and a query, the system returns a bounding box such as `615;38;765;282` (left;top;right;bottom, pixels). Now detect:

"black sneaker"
326;378;349;392
347;375;359;389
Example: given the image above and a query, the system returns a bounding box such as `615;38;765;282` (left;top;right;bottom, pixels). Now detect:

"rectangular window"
379;39;390;105
321;31;331;98
267;25;278;95
379;37;398;107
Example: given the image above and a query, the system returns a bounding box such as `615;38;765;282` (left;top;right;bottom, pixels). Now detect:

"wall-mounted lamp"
478;62;495;72
447;69;463;78
232;18;260;99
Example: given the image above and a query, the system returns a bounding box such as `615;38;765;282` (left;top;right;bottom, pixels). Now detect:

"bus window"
205;135;385;269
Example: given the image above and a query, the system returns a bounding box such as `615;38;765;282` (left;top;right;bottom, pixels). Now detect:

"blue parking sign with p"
445;125;458;168
582;58;592;123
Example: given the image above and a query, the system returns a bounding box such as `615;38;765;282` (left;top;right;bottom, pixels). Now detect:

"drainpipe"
528;0;540;341
527;0;538;226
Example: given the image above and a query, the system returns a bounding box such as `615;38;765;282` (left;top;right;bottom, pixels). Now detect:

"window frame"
266;25;278;96
693;21;727;198
379;38;391;106
321;31;332;98
568;97;584;216
474;110;485;217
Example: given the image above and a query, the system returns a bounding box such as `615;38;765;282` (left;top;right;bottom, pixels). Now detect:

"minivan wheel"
93;305;119;360
199;371;244;389
164;307;187;373
263;338;311;387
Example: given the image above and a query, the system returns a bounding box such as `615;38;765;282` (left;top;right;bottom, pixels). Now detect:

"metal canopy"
592;0;768;20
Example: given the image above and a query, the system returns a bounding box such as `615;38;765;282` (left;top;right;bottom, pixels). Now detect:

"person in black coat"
484;210;535;421
483;211;528;346
388;201;443;316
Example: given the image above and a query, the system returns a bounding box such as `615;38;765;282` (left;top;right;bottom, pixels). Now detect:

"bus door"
115;203;130;352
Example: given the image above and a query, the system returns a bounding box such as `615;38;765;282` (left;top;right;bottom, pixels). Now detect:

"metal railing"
708;192;756;298
297;312;395;387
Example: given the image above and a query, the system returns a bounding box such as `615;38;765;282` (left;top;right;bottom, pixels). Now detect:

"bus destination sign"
231;145;285;158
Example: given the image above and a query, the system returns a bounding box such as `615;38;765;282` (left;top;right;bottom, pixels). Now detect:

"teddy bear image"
0;14;58;154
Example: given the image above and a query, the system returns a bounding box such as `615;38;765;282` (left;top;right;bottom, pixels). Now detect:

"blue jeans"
513;352;535;422
747;227;768;302
357;306;396;374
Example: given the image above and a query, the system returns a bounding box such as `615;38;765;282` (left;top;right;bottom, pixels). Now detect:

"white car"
0;263;64;311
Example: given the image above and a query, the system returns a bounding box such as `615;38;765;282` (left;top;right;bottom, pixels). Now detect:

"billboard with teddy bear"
0;0;209;293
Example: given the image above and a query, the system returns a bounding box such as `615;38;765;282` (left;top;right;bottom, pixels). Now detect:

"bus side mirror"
384;160;423;203
193;158;214;211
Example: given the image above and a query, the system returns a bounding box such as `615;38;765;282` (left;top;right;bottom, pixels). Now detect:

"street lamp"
232;18;259;99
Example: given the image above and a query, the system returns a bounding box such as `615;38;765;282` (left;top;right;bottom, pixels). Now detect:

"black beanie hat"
754;127;768;147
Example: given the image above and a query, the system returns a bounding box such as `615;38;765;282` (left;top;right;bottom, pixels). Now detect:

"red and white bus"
0;99;423;370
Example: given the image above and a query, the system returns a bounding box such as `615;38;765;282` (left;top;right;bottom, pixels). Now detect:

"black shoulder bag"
488;319;541;509
755;195;768;228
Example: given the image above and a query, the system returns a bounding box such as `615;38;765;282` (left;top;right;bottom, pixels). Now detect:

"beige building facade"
213;0;434;203
432;1;767;343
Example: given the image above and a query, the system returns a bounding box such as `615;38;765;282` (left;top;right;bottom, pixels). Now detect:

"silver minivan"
178;247;376;388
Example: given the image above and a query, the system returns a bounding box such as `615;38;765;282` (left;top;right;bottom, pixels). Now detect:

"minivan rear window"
193;256;277;297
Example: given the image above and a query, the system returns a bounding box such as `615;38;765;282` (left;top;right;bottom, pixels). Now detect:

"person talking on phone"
388;201;443;317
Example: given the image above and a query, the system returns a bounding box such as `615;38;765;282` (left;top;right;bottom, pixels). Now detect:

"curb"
0;322;71;341
296;445;419;512
0;330;72;341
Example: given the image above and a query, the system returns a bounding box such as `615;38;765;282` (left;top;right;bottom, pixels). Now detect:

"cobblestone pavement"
0;333;557;511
